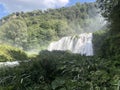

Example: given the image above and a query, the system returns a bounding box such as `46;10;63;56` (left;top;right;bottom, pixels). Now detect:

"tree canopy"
0;3;100;50
97;0;120;33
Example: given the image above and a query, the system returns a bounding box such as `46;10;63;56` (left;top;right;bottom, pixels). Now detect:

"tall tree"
97;0;120;34
97;0;120;57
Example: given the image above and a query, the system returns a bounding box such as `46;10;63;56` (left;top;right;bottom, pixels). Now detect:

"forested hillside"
0;1;119;90
0;3;102;50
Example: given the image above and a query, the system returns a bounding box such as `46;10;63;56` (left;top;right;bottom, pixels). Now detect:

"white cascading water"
0;60;30;68
0;61;19;68
48;33;93;56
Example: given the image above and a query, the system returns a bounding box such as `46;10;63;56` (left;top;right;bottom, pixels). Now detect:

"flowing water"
48;33;93;56
0;33;93;67
0;61;19;68
0;60;30;68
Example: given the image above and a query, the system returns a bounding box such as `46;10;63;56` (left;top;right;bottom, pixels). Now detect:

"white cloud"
0;0;69;13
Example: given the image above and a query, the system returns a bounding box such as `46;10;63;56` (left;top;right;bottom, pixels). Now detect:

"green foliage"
51;77;65;90
0;1;120;90
97;0;120;34
0;3;98;50
0;51;119;90
0;20;28;49
0;44;28;62
93;29;109;56
100;34;120;58
97;0;120;57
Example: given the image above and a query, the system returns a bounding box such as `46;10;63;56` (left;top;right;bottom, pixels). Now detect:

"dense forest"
0;1;120;90
0;3;104;51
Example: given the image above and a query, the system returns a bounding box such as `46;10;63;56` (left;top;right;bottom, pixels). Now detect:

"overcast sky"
0;0;96;18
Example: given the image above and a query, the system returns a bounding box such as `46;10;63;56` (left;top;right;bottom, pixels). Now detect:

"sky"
0;0;96;19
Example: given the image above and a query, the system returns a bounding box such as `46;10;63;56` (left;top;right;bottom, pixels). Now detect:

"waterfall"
48;33;93;56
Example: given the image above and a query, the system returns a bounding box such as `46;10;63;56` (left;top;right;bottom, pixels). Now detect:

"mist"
72;11;107;34
84;14;107;32
0;3;107;54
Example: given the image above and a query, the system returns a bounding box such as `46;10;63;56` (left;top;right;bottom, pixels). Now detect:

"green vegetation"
97;0;120;57
0;1;120;90
0;51;119;90
0;44;28;62
93;29;108;56
0;3;99;50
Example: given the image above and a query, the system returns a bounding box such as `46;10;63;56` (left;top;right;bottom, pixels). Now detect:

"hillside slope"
0;3;101;50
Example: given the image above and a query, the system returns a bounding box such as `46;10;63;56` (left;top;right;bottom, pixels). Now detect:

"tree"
97;0;120;33
97;0;120;57
0;20;28;49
